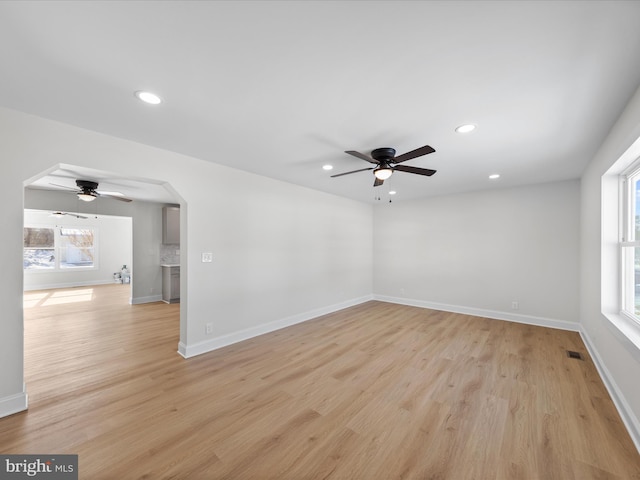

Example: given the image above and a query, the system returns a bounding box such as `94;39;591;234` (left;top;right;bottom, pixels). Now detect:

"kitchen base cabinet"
162;265;180;303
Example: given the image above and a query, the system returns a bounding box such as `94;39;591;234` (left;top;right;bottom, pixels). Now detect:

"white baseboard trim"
0;387;28;419
177;294;374;358
24;280;122;291
373;295;581;332
131;294;163;305
580;328;640;453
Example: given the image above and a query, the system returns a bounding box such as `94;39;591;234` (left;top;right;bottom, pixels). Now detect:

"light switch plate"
202;252;213;263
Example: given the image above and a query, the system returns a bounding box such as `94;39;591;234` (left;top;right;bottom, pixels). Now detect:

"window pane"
24;228;55;269
625;245;640;319
636;179;640;240
59;228;95;268
24;248;55;269
24;227;54;248
635;247;640;317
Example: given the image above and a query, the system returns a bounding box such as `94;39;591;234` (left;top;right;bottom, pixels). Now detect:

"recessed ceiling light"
322;164;333;171
489;174;500;179
455;124;476;133
389;190;397;195
135;90;162;105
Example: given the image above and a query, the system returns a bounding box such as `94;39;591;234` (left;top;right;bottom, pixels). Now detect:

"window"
620;159;640;321
23;227;55;269
59;228;95;268
24;226;97;271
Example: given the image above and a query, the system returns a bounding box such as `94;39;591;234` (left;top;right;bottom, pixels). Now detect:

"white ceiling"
3;1;640;203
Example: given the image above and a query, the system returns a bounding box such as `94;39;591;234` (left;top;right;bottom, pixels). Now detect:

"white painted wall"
373;180;581;327
180;167;373;356
581;84;640;446
23;209;132;291
0;106;373;416
24;189;166;304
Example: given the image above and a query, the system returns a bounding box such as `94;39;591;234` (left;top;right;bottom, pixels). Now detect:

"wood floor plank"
1;285;638;479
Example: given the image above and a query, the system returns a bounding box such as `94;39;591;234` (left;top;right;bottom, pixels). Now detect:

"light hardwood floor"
1;284;639;479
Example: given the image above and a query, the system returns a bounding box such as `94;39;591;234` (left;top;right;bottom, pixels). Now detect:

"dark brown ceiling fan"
331;145;436;187
50;179;133;203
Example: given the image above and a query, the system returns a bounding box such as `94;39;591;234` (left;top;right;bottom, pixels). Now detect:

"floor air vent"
566;350;584;360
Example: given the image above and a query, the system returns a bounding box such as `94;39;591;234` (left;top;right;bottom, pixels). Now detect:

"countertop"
161;264;180;267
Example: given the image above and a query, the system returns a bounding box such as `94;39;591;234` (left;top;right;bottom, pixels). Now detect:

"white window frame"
619;158;640;325
601;135;640;355
24;224;99;272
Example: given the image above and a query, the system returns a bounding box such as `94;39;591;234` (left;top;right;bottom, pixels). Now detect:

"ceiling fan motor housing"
371;148;396;162
76;180;99;192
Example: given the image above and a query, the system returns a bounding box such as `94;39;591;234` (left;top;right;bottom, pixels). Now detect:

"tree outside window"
59;228;95;268
23;227;55;269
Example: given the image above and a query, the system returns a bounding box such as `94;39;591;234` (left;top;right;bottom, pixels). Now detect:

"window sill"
603;312;640;360
24;267;98;273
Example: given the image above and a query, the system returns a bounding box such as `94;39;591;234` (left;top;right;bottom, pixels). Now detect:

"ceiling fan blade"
98;193;133;202
392;145;435;164
393;164;437;176
345;150;378;164
374;177;384;187
50;182;79;191
330;167;375;178
50;211;89;219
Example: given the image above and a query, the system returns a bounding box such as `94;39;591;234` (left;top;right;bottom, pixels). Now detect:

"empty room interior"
1;1;640;478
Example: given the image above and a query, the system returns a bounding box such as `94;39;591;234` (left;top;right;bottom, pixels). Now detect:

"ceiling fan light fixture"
78;192;97;202
374;167;393;180
455;124;476;133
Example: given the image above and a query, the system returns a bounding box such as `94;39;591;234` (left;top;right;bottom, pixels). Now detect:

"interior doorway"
22;163;186;411
23;163;184;308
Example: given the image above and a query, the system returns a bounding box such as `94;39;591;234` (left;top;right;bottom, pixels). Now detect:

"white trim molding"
373;295;581;332
178;294;374;359
0;386;28;418
23;279;120;291
580;327;640;453
130;294;163;305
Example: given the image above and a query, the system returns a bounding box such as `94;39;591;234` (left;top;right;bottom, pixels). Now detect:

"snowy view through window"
24;227;95;270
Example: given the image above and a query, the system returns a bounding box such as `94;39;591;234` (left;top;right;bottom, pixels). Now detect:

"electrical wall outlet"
202;252;213;263
511;301;519;310
205;323;213;334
